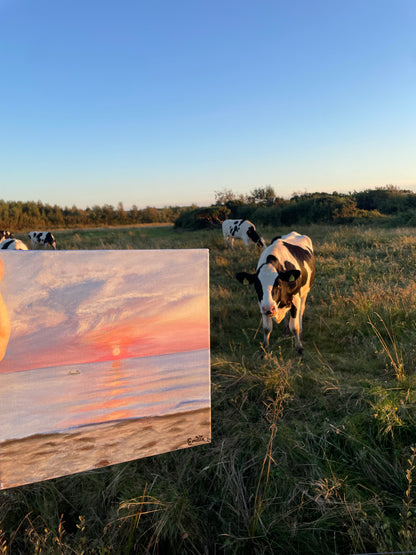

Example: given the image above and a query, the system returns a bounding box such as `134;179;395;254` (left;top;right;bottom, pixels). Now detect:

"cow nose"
262;305;276;316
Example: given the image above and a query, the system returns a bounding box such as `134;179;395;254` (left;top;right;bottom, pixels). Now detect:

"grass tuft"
369;312;406;381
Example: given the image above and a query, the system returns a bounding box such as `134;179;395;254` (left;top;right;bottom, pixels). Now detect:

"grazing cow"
0;231;13;241
28;231;56;250
236;231;315;354
222;219;265;249
0;238;29;250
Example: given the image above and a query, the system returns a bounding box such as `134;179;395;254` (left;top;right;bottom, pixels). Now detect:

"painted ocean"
0;349;210;441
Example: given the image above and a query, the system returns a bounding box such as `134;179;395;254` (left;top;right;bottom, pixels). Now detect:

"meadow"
1;223;416;554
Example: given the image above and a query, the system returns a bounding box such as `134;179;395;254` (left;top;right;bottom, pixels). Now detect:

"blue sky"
1;0;415;209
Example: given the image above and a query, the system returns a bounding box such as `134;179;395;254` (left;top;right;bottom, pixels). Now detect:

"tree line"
1;186;416;232
174;185;416;230
0;200;189;231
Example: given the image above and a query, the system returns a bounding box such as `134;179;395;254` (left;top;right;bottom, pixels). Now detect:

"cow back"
258;232;315;292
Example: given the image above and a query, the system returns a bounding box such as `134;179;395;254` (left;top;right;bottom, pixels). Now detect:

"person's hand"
0;259;11;361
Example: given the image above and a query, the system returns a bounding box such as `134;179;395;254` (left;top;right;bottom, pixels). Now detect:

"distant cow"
0;238;29;250
236;231;315;354
0;231;13;241
222;219;265;249
28;231;56;250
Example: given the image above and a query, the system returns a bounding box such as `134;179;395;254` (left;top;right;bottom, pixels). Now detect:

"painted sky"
0;250;209;373
1;0;415;209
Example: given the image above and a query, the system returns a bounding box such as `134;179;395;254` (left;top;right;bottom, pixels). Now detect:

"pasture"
1;223;416;554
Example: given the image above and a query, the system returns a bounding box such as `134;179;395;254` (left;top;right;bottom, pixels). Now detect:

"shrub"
174;205;230;230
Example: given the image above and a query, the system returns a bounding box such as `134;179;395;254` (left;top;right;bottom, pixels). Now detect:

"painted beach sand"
0;250;210;488
0;406;211;490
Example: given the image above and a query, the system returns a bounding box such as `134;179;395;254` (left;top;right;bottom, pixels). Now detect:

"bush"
355;186;416;215
174;206;230;230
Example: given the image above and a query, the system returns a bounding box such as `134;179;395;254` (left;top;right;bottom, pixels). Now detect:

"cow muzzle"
262;303;291;323
261;304;277;318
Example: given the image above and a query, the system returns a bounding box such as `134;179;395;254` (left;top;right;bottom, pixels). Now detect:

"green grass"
2;223;416;553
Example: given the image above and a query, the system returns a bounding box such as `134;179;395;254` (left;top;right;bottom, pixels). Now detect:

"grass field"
1;223;416;554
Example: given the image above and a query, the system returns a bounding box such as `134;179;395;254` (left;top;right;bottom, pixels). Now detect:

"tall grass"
1;223;416;553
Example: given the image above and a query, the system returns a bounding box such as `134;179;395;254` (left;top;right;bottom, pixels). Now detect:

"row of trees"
1;186;415;232
214;184;416;213
174;186;416;230
0;200;188;231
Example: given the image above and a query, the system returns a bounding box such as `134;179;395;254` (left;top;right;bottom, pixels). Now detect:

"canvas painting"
0;249;210;489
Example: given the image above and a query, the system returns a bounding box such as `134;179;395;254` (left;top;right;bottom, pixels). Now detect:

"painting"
0;249;210;489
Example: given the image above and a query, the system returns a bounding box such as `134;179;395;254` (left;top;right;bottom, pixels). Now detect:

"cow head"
236;257;301;322
0;231;13;241
246;225;266;248
46;232;56;249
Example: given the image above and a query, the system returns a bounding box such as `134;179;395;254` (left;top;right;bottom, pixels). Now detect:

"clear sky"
1;0;415;209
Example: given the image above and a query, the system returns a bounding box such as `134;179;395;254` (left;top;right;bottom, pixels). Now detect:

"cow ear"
279;269;301;283
236;272;255;286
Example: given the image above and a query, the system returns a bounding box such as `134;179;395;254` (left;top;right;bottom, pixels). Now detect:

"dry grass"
1;223;416;553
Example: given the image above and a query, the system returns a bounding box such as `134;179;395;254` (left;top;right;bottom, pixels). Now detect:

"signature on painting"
187;434;210;446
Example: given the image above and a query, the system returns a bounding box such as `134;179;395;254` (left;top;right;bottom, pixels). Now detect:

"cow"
28;231;56;250
222;219;266;249
0;238;29;250
0;231;13;241
236;231;315;354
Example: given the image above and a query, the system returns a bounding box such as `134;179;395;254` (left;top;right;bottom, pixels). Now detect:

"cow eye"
272;281;281;300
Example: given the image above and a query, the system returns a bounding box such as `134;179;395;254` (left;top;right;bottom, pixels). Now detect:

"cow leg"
282;314;290;336
289;298;303;354
298;294;308;342
262;314;273;349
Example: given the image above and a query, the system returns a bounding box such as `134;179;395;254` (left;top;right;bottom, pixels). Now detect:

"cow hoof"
258;344;269;359
251;349;264;360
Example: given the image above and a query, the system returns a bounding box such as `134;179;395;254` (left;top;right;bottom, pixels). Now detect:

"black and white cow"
236;231;315;354
0;231;13;241
0;238;29;250
28;231;56;249
222;219;265;249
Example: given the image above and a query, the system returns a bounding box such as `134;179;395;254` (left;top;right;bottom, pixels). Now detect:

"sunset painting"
0;250;210;489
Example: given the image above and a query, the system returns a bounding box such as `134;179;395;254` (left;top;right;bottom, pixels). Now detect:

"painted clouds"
0;250;209;374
